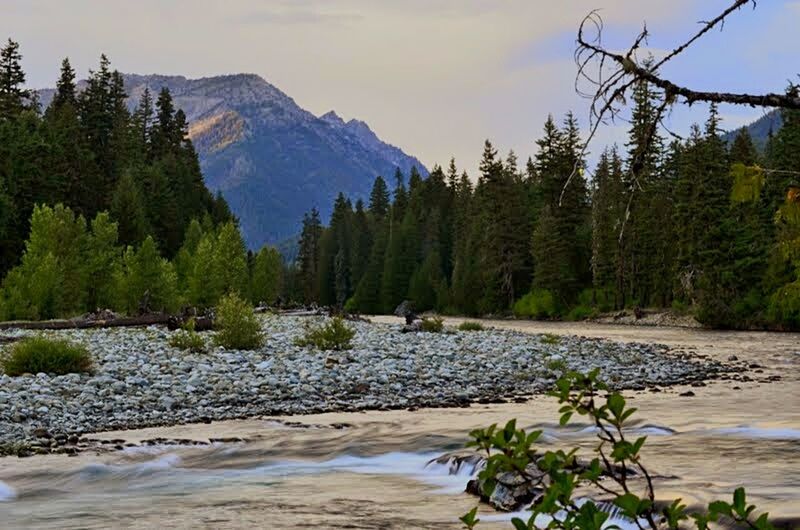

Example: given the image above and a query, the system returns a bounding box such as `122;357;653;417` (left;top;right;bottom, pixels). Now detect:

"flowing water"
0;320;798;529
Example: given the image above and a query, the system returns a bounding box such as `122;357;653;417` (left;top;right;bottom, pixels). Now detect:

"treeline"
296;80;800;330
0;39;282;319
0;205;282;320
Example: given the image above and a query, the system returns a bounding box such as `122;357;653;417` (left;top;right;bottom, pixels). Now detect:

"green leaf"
607;393;625;419
709;500;733;517
620;407;637;423
511;518;528;530
503;419;517;442
733;487;746;512
613;493;641;516
559;411;573;426
632;436;647;455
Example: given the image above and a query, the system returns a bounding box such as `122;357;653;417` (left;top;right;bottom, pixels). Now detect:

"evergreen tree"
729;128;759;166
350;199;372;289
348;216;387;314
0;39;30;120
110;170;150;247
50;58;77;112
297;208;322;303
590;148;624;303
368;176;390;218
529;114;590;307
620;77;671;307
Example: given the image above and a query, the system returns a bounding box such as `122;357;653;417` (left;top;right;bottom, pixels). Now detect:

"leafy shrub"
168;319;207;353
767;281;800;329
462;370;776;530
540;333;561;345
295;317;356;351
671;298;690;315
513;289;557;319
458;321;485;332
420;316;444;333
578;287;615;313
565;304;595;321
2;337;93;376
213;292;264;350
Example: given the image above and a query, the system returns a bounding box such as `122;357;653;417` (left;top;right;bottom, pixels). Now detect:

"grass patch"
458;321;485;332
546;358;567;373
540;333;561;345
213;292;264;350
295;317;356;351
169;318;207;353
2;336;93;376
420;316;444;333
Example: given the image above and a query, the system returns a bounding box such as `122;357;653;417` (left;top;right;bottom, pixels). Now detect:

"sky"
2;0;798;175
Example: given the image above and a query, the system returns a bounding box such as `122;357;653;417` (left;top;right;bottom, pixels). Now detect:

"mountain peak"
38;72;428;249
320;110;346;126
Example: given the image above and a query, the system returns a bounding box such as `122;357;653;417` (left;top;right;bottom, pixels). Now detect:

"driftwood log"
0;313;172;331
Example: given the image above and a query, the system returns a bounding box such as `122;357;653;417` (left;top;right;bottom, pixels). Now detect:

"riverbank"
0;315;741;453
0;320;797;528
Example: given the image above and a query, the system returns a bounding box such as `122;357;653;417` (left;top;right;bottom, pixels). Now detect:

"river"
1;320;798;529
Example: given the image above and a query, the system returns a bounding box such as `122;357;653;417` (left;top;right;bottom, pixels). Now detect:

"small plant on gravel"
545;358;567;373
213;292;264;350
169;318;207;353
295;317;355;351
540;333;561;345
461;369;776;530
421;316;445;333
1;336;93;376
458;321;485;332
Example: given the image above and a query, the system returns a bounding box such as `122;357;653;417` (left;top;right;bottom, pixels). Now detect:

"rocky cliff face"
40;73;428;249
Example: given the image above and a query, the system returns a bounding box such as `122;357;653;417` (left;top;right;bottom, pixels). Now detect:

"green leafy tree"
213;221;249;298
84;212;121;310
113;236;179;314
250;245;283;306
0;204;87;319
187;232;218;307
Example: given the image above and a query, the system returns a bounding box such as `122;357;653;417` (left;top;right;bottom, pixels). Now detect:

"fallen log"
0;313;172;331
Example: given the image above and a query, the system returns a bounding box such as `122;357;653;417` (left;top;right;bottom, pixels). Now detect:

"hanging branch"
561;0;799;210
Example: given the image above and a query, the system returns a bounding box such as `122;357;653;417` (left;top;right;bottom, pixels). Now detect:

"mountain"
39;73;427;250
724;109;783;150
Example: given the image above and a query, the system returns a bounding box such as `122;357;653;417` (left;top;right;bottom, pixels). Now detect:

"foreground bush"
295;317;355;350
168;318;207;353
2;337;93;376
213;293;264;350
461;369;776;530
420;316;445;333
458;321;485;332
